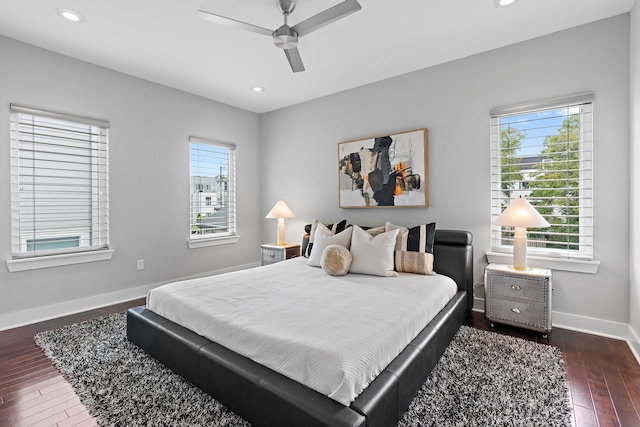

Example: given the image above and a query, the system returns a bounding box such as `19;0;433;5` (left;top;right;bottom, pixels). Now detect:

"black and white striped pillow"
385;221;436;274
385;221;436;253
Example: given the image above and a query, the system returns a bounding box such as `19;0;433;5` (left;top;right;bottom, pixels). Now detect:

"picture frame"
338;128;428;208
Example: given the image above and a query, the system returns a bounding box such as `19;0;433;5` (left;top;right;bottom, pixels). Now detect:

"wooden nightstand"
261;243;300;266
484;263;553;338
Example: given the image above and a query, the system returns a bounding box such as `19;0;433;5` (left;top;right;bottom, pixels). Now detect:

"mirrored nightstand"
261;243;300;266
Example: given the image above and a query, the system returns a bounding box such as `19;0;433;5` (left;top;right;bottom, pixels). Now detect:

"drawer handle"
511;284;521;290
269;253;275;258
511;307;521;314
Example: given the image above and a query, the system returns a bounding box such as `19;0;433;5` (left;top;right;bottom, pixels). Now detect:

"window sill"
6;249;115;272
188;234;240;249
485;251;600;274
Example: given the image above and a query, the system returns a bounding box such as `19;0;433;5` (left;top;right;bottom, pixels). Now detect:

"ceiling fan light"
273;26;298;49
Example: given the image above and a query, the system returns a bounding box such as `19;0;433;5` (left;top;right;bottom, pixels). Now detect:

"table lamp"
494;196;550;270
266;200;295;245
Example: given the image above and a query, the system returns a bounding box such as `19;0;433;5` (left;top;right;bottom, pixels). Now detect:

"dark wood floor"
465;311;640;427
1;301;639;426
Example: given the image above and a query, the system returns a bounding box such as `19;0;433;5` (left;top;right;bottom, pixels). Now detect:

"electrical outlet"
137;259;144;270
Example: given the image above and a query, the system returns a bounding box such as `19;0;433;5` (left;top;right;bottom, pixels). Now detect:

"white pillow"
307;224;353;267
349;225;399;277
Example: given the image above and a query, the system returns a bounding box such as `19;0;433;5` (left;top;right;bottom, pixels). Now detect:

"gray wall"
1;14;634;337
261;15;631;329
630;2;640;351
0;36;262;328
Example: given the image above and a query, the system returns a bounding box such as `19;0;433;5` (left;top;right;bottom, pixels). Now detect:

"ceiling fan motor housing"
273;25;298;49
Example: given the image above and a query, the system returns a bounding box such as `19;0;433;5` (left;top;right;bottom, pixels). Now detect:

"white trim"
490;92;594;117
552;310;629;339
627;325;640;365
6;249;115;272
485;251;600;274
0;260;260;331
475;303;640;365
189;135;236;150
10;103;110;128
188;234;240;249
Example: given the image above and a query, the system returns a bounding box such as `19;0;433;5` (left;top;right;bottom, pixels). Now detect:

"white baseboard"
0;261;260;332
472;300;640;365
627;325;640;364
552;310;629;340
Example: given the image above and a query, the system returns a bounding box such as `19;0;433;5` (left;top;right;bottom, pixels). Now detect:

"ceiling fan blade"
292;0;361;37
197;10;273;37
284;47;305;73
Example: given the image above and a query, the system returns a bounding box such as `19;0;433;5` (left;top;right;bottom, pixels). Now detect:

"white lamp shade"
495;196;549;270
494;196;550;228
265;200;295;219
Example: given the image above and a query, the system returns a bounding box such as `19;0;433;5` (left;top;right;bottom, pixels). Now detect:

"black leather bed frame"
127;229;473;427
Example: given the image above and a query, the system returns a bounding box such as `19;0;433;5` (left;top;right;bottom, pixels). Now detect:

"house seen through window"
490;94;593;259
189;137;236;239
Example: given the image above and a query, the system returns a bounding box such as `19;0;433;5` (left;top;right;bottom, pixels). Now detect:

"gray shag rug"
34;313;571;426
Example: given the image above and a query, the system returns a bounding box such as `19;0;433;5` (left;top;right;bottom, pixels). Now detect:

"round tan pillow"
320;244;352;276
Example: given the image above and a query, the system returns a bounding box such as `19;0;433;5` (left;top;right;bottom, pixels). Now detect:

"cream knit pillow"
320;245;352;276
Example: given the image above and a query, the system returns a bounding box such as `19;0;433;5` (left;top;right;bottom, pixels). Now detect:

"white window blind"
189;137;236;239
490;94;593;259
10;105;110;258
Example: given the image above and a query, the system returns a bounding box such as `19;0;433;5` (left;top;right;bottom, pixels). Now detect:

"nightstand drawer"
261;244;300;266
487;298;547;330
262;248;285;264
486;273;546;302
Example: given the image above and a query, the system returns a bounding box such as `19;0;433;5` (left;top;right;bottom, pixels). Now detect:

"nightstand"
261;243;300;266
484;263;552;338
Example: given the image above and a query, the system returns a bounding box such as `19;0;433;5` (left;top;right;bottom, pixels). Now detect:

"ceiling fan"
198;0;362;73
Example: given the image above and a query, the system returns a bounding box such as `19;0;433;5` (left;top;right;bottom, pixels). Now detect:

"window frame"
187;136;238;248
488;93;600;273
7;105;112;271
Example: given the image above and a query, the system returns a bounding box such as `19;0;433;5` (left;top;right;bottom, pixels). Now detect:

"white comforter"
147;257;457;405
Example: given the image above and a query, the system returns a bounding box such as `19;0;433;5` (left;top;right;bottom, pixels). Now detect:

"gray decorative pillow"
320;245;352;276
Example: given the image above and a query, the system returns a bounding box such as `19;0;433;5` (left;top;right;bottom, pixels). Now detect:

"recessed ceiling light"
493;0;518;7
251;86;265;93
55;8;85;23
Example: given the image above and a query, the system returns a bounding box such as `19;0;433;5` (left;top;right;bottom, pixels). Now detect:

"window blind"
490;95;593;259
10;105;110;258
189;136;236;239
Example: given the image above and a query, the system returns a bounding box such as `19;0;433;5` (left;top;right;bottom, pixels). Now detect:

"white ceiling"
0;0;635;114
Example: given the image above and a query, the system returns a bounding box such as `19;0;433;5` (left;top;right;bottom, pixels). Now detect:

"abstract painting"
338;129;428;208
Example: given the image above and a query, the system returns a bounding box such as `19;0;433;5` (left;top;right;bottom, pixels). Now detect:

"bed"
127;227;473;427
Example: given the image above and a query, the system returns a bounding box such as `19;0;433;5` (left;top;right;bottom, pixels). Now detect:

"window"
189;137;236;241
9;105;110;259
490;94;593;260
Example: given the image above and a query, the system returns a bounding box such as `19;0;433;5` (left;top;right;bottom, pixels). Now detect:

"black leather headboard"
301;226;474;312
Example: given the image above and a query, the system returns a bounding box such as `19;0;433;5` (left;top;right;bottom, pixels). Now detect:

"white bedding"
147;257;457;405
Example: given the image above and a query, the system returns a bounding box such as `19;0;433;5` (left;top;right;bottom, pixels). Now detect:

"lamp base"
507;265;533;271
276;218;286;246
511;227;529;270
